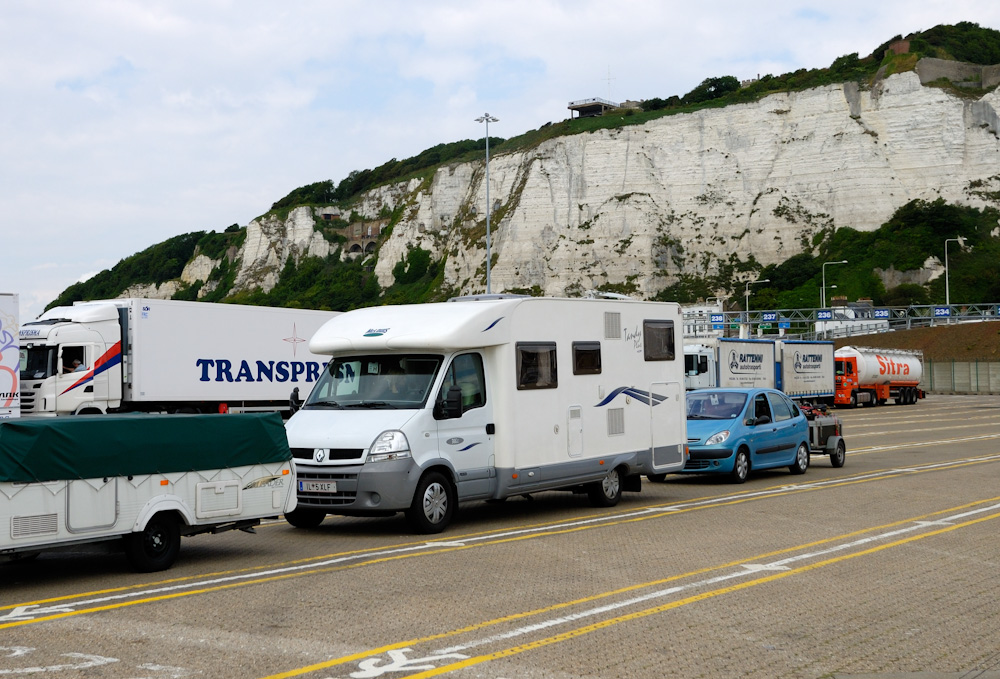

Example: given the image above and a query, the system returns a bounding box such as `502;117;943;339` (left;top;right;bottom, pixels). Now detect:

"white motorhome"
284;296;688;533
18;298;338;416
0;413;296;571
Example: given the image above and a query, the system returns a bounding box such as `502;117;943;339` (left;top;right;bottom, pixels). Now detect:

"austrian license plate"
299;480;337;493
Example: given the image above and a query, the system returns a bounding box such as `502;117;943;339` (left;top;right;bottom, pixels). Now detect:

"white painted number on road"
350;648;469;678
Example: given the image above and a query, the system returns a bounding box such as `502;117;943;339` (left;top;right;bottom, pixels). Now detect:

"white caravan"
284;296;689;533
0;413;296;572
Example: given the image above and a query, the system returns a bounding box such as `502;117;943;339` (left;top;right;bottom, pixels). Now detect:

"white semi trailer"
684;338;835;401
18;298;338;416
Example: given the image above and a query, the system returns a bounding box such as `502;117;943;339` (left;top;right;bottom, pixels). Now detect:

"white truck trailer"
284;296;689;533
18;298;339;416
0;413;296;571
684;338;835;401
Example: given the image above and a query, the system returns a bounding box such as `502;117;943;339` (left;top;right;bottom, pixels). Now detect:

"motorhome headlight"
367;430;411;463
705;430;731;446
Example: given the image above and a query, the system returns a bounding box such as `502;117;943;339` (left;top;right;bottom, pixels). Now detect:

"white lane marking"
428;501;1000;657
5;452;999;624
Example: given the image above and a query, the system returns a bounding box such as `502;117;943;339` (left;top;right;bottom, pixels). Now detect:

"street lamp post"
475;113;499;294
743;278;770;338
944;237;965;308
821;260;848;308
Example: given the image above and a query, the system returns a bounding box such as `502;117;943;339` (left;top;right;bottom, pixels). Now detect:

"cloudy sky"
3;1;999;321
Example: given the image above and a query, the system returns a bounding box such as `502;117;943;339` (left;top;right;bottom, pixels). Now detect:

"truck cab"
19;306;123;416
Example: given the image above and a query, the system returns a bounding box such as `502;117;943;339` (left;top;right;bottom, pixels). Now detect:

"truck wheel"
789;443;809;475
284;508;327;529
646;473;668;483
125;514;181;572
407;472;455;534
588;467;623;507
830;440;846;468
730;449;750;484
849;392;858;408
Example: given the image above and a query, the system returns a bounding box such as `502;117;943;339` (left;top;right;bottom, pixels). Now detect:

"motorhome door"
436;352;495;500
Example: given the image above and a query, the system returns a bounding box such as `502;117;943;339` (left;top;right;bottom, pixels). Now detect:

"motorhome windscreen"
304;354;443;410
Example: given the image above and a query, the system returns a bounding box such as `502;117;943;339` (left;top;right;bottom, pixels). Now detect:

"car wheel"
124;514;181;572
284;507;327;529
830;440;846;468
588;467;623;507
407;471;455;534
789;442;810;475
730;449;750;484
646;472;668;483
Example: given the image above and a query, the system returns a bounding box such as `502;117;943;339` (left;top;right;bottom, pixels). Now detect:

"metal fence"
924;360;1000;395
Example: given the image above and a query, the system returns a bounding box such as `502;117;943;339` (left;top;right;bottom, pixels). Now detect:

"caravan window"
516;342;558;390
642;320;676;361
572;342;602;375
439;353;487;413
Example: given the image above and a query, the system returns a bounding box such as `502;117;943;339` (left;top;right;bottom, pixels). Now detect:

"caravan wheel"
125;514;181;572
588;467;623;507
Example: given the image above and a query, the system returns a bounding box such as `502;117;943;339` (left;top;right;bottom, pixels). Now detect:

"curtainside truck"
684;338;835;401
285;295;689;533
834;345;924;407
0;413;296;572
18;298;338;416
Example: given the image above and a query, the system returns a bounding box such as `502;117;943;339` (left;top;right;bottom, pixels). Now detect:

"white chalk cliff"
225;71;1000;300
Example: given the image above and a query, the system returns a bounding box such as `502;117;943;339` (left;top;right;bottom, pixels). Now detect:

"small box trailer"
0;413;296;571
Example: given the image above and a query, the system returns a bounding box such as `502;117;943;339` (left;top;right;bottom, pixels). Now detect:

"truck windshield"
686;391;748;420
304;354;443;410
20;346;57;380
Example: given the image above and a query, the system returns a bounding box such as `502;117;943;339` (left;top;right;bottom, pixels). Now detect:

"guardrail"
683;303;1000;341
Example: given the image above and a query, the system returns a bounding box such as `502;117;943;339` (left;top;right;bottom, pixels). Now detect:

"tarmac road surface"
2;394;999;679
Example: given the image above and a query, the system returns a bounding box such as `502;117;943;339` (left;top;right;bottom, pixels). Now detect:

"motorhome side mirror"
433;386;464;420
445;385;463;418
289;387;302;414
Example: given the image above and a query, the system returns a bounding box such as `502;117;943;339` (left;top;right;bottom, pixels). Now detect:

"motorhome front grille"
604;312;622;339
12;513;59;539
296;470;357;506
607;408;625;436
291;447;365;461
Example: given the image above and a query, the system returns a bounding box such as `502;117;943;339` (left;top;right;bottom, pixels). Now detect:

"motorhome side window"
439;353;486;412
572;341;601;375
642;320;675;361
516;342;558;390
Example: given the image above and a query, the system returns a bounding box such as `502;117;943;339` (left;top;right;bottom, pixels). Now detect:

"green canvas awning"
0;413;291;483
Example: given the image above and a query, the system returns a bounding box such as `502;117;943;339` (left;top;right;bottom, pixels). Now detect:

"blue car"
683;388;810;483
